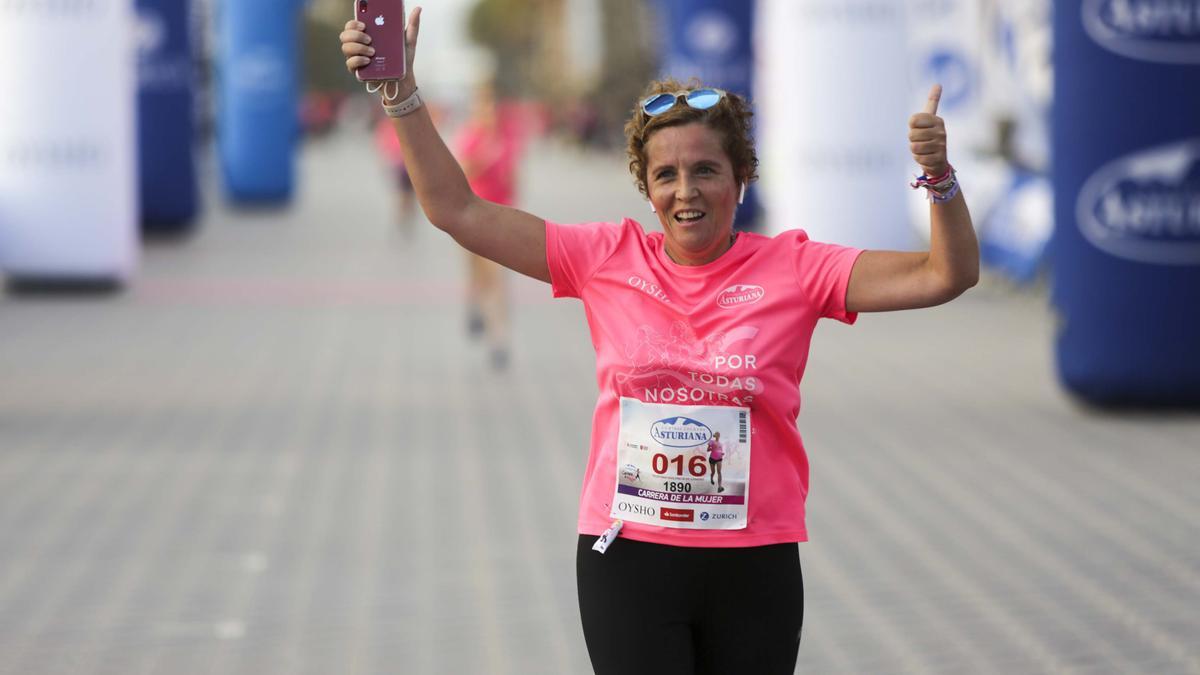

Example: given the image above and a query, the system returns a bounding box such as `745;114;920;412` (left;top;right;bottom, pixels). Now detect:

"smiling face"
644;122;740;266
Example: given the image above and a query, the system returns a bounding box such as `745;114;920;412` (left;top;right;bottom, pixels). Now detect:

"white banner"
0;1;138;281
756;0;916;249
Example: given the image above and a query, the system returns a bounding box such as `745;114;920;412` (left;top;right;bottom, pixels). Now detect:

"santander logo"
717;284;764;308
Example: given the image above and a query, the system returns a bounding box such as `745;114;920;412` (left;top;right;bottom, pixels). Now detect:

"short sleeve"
789;230;866;324
545;219;628;298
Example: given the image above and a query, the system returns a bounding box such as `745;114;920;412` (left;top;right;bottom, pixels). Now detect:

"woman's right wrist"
382;86;423;118
383;78;418;105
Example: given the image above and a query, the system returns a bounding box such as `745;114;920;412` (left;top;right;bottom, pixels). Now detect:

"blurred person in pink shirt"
373;114;417;236
453;81;521;369
342;10;978;673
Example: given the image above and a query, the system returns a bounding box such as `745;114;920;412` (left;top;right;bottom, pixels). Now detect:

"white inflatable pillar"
0;1;138;283
756;0;915;248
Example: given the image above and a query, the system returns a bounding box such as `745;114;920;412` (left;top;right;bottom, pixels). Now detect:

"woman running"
340;9;977;673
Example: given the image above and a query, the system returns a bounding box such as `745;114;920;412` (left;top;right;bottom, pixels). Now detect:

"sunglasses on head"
641;88;727;117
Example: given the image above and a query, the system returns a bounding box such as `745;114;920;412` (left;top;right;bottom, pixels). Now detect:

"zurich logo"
700;512;710;522
1081;0;1200;64
650;416;713;448
1076;137;1200;265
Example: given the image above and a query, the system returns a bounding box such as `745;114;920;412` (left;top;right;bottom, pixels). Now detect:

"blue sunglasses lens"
643;93;677;116
686;89;722;109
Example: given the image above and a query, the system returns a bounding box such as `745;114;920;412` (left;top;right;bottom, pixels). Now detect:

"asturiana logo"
717;284;765;308
1076;137;1200;265
650;416;713;448
1082;0;1200;64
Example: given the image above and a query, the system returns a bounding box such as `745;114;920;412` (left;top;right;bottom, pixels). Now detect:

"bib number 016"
651;453;707;477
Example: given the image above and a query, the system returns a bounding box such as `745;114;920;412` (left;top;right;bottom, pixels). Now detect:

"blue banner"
1052;1;1200;405
652;0;760;231
216;0;303;203
137;0;198;229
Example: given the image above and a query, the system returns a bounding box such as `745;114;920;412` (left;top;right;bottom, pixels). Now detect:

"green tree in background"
304;12;361;94
467;0;548;98
590;0;655;144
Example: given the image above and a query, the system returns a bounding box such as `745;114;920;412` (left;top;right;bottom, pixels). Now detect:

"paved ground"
1;127;1198;675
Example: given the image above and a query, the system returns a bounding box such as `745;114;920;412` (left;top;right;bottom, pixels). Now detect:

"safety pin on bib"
592;520;623;554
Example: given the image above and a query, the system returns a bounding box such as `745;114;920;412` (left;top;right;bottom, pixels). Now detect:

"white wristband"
383;87;422;118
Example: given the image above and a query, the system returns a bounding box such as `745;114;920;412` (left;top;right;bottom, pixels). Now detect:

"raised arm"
340;8;550;283
845;84;979;313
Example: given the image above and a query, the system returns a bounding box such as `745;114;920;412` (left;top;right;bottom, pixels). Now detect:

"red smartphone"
354;0;407;82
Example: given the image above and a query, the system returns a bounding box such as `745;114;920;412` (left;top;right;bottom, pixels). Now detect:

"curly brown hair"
624;77;759;199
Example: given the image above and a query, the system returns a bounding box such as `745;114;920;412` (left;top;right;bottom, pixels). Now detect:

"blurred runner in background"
374;112;418;237
453;81;521;369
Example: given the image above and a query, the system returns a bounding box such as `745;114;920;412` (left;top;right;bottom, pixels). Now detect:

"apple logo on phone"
375;15;385;26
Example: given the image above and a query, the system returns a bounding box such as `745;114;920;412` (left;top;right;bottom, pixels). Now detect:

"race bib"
612;397;750;530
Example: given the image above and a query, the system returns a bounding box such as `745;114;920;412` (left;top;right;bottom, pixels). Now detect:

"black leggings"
576;535;804;675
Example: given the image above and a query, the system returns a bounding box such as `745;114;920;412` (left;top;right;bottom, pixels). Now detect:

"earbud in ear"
650;201;657;214
738;183;746;205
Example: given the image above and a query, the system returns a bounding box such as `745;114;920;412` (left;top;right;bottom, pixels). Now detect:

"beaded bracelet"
928;178;960;204
910;163;954;190
911;164;959;203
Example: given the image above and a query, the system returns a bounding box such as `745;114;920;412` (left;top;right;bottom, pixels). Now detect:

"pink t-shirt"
455;121;519;206
546;218;864;548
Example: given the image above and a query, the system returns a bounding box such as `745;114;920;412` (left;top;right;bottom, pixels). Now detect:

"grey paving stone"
1;130;1198;675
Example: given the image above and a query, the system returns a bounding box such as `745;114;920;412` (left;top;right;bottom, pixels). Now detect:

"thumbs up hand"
908;84;949;178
